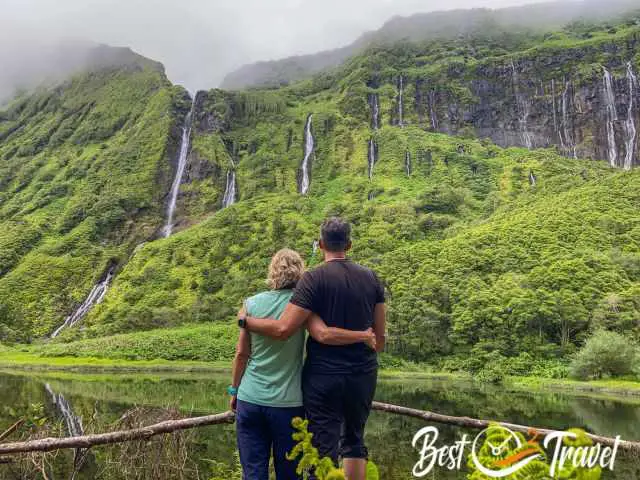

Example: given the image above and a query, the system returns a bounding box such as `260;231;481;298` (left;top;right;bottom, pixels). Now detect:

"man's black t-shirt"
290;259;385;374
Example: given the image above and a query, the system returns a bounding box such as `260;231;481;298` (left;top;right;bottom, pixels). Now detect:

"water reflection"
1;371;640;479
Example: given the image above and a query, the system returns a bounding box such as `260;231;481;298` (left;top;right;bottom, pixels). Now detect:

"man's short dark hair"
320;217;351;252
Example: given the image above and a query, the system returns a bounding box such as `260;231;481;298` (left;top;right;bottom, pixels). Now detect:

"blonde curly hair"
267;248;305;290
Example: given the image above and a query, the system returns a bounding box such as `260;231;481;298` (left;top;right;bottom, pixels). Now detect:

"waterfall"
624;62;638;170
51;266;115;338
551;79;558;136
511;61;533;149
299;114;314;195
45;384;84;437
529;170;537;187
603;67;619;167
405;150;411;177
398;76;404;127
560;80;577;158
368;138;378;180
370;93;380;130
163;99;196;237
312;240;319;256
429;91;438;130
222;168;237;208
45;384;87;466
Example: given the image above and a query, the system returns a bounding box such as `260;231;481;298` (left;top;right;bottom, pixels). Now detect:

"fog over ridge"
0;0;636;102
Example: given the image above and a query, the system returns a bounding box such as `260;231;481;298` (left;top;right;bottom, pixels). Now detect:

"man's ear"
345;241;352;252
319;239;326;251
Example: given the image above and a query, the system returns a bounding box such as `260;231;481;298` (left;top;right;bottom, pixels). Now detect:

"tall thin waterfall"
368;138;377;180
222;156;237;208
511;61;533;149
603;67;619;167
529;170;537;187
398;76;404;127
222;171;236;207
429;91;438;130
163;99;196;237
405;150;411;177
560;80;577;158
551;79;558;136
370;93;380;130
299;114;314;195
624;62;638;170
51;266;115;338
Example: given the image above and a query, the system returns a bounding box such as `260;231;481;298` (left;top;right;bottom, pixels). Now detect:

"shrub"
570;330;638;380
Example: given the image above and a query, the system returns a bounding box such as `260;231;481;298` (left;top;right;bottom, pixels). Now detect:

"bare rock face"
192;90;229;134
402;33;640;168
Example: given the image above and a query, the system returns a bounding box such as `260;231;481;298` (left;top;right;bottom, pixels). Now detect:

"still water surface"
1;370;640;479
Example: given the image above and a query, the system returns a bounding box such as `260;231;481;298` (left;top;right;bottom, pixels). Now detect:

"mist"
0;0;633;101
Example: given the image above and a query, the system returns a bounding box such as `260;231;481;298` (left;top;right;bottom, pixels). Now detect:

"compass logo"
470;426;543;478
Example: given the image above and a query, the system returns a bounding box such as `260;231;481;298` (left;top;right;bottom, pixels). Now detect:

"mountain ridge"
220;0;640;90
0;42;164;105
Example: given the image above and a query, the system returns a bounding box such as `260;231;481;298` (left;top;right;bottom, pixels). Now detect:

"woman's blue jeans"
236;399;304;480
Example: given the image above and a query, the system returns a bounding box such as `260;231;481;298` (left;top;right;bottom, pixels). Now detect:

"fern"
287;417;379;480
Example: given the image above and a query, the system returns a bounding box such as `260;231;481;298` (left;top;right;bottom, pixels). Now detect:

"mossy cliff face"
343;27;640;169
0;60;187;339
166;20;640;233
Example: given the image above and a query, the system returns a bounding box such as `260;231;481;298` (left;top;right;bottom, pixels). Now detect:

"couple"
229;217;386;480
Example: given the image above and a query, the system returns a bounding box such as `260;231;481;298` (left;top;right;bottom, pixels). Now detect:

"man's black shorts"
302;368;377;462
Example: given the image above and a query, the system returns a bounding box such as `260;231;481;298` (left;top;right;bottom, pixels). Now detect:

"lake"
1;370;639;479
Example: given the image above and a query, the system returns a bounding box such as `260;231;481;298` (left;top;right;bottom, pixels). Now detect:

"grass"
10;323;237;362
509;375;640;397
3;331;640;400
0;351;229;373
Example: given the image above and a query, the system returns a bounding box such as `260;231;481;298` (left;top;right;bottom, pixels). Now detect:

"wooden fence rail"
1;402;638;457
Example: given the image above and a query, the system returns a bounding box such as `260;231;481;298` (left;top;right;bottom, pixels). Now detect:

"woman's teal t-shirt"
237;289;305;407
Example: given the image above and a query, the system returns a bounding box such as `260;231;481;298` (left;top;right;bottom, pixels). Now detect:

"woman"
229;248;374;480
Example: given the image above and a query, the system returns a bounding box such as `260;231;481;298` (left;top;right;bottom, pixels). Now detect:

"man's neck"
324;251;347;262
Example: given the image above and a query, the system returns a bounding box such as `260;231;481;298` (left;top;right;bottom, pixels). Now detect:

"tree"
570;330;638;380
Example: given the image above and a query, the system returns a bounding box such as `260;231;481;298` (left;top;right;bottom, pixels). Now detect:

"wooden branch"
0;419;24;442
0;411;234;456
371;401;640;453
1;402;638;457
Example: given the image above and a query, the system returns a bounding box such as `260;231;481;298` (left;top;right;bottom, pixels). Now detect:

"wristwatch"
238;315;247;328
227;385;238;396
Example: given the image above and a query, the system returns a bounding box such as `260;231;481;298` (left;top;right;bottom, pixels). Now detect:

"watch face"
238;317;246;328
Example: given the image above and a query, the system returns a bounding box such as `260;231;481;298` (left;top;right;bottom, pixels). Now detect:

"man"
238;217;386;480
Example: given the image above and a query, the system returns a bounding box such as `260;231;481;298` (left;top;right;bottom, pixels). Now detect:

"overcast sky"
1;0;553;93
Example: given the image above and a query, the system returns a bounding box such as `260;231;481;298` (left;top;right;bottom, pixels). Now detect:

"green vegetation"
287;417;379;480
1;13;639;384
0;61;187;340
570;330;639;380
21;323;236;362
